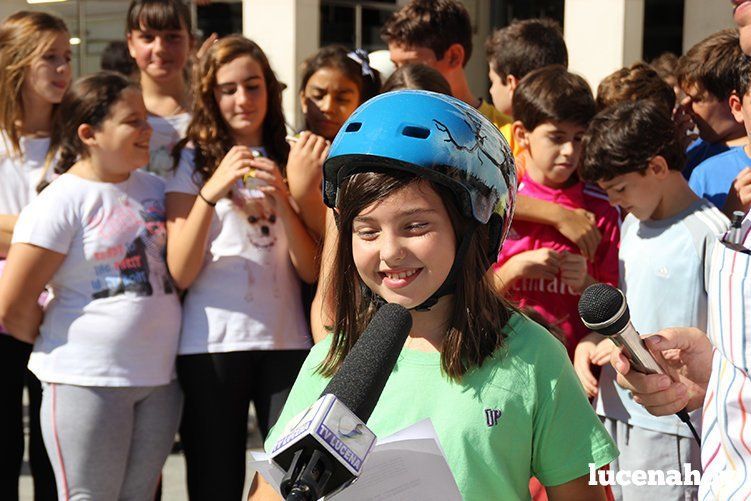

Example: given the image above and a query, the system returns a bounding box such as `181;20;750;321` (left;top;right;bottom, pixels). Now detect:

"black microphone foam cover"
578;283;631;336
321;303;412;423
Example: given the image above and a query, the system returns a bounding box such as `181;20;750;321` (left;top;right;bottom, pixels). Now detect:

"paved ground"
19;389;264;501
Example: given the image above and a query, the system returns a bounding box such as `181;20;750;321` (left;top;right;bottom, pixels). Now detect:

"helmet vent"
345;122;362;132
402;126;430;139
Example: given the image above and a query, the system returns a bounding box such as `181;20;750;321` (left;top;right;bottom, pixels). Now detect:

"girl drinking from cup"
166;35;317;500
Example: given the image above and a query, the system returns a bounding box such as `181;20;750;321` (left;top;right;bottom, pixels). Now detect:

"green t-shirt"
266;313;618;500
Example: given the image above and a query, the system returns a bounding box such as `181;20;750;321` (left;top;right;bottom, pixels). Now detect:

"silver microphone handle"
609;322;665;375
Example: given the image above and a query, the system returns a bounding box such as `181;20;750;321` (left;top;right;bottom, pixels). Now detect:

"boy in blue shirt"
678;29;747;178
689;54;751;212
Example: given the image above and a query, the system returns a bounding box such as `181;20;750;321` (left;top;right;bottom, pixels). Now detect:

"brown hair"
512;65;595;131
126;0;191;33
381;63;452;95
299;45;381;104
381;0;473;66
677;28;743;101
177;35;289;184
596;62;675;112
319;170;513;382
47;72;139;176
649;52;679;83
485;18;568;80
579;100;684;182
0;11;69;157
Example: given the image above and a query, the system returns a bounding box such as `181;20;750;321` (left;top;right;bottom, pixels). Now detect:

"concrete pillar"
461;0;493;102
243;0;320;130
564;0;644;92
683;0;734;51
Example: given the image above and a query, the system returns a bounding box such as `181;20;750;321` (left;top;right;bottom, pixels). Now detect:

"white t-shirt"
145;112;191;178
0;135;52;215
165;146;310;354
0;135;54;334
13;171;182;386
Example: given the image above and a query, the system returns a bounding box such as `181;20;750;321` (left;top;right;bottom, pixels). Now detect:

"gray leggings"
40;380;182;501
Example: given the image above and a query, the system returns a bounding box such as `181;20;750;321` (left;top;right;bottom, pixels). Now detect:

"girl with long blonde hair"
0;11;71;499
166;35;317;499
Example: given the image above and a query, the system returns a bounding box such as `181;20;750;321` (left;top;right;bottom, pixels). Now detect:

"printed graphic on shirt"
90;198;174;299
485;408;503;427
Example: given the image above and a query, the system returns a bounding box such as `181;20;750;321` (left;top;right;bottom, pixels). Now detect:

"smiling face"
89;88;152;175
301;67;360;140
214;55;268;146
351;181;456;309
22;31;72;106
518;120;586;189
127;23;190;83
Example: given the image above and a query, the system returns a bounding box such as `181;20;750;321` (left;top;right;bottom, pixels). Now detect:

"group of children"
0;0;747;500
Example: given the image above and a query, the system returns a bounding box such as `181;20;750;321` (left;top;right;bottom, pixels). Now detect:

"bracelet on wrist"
198;190;217;207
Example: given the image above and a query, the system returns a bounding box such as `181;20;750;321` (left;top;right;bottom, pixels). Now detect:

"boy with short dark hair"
493;65;620;362
689;53;751;211
485;18;568;119
579;100;728;500
381;0;508;128
678;28;747;177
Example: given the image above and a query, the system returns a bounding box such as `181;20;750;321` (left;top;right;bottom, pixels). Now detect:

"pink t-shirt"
496;175;620;359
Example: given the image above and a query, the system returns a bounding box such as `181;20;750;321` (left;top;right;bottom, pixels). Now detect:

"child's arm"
0;215;18;256
253;157;319;284
491;248;561;294
546;475;607;500
310;210;338;343
286;132;330;240
573;332;614;398
166;146;252;289
515;195;602;261
0;243;65;343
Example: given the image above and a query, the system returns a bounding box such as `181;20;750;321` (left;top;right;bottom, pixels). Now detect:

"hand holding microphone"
578;283;702;444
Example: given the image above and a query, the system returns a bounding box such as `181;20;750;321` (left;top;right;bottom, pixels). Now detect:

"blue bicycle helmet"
323;90;516;310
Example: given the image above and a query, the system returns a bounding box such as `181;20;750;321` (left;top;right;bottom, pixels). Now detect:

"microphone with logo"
269;303;413;500
577;283;701;445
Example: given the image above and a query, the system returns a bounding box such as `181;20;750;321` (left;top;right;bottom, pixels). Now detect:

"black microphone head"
578;283;631;336
321;303;412;423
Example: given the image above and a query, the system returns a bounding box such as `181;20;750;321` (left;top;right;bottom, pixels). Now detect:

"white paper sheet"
249;419;461;501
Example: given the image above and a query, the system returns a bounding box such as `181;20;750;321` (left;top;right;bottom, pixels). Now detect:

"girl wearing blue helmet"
252;90;617;500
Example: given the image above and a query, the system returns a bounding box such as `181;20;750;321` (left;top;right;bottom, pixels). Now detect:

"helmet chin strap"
412;220;479;311
363;220;480;312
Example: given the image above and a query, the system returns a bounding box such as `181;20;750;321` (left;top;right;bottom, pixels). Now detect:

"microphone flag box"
270;394;377;479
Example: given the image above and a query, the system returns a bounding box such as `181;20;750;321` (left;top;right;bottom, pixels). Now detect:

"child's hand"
559;251;588;291
555;208;601;262
574;332;607;398
722;167;751;217
202;145;253;203
513;248;562;281
286;132;330;193
673;105;698;151
251;157;291;208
